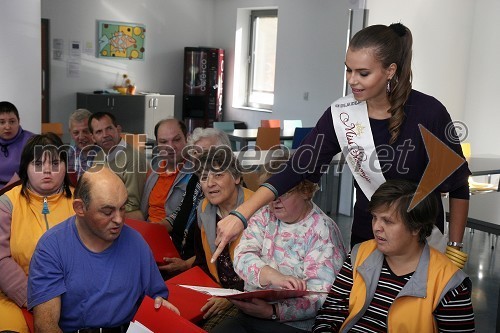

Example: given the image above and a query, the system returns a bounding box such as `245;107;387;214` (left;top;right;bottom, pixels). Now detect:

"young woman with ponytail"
213;23;470;267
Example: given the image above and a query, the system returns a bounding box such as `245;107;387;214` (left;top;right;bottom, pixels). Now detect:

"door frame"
41;18;50;122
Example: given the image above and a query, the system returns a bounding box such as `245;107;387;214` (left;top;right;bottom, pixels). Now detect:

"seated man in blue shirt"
28;167;179;333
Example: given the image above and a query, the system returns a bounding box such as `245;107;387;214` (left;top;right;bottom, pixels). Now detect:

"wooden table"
226;129;294;150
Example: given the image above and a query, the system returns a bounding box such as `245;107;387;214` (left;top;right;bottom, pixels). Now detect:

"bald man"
27;168;178;333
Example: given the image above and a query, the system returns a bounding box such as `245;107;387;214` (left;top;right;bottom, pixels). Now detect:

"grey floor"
332;213;500;333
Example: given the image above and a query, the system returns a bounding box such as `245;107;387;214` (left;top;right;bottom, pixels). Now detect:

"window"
233;8;278;112
246;10;278;110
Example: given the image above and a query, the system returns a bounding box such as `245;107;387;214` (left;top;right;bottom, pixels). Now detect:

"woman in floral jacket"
213;172;347;333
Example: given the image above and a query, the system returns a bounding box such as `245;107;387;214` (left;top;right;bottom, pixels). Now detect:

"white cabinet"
76;93;175;140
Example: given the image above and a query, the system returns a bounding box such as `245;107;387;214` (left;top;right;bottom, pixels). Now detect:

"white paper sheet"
126;320;154;333
178;285;242;297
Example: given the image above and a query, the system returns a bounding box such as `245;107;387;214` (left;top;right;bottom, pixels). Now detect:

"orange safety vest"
199;187;253;283
341;240;466;333
0;185;73;333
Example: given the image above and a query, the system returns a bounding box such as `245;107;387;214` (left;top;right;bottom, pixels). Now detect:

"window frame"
246;9;278;111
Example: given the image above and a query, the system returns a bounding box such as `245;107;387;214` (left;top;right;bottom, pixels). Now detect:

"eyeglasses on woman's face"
276;189;295;202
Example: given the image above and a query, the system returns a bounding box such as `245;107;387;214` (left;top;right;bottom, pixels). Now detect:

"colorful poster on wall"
97;20;145;60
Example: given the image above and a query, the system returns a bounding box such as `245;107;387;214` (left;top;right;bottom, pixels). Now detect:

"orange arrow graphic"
408;124;465;211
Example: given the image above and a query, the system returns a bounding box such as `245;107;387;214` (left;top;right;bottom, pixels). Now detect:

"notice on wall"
84;41;94;55
68;40;81;78
53;38;64;60
70;40;81;59
68;59;80;78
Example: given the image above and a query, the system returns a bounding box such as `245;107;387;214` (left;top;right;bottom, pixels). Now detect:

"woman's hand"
158;257;190;274
154;297;180;315
260;266;307;290
212;215;245;262
200;297;232;319
231;298;274;319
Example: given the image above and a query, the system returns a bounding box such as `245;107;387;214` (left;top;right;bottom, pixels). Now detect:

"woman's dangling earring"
386;79;391;94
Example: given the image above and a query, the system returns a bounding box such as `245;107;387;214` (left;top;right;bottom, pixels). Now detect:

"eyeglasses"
199;171;228;183
278;189;295;201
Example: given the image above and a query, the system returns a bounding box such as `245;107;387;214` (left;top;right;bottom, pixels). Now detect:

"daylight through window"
247;10;278;110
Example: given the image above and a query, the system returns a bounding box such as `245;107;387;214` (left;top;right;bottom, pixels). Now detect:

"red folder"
224;289;325;301
166;266;220;322
21;308;34;333
167;266;219;286
133;295;207;333
125;218;180;263
177;285;327;301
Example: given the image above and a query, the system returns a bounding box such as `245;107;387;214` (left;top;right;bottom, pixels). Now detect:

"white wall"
213;0;352;128
41;0;215;141
463;0;500;155
0;0;41;134
366;0;474;122
367;0;500;155
43;0;355;133
36;0;500;155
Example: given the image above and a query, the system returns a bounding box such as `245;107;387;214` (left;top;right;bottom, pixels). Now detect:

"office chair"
255;127;281;150
260;119;281;128
41;122;64;139
292;127;313;149
213;121;235;132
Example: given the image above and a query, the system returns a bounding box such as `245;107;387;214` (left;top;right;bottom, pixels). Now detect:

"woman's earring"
386;80;391;94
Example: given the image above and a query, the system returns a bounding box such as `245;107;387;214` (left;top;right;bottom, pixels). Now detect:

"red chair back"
260;119;281;128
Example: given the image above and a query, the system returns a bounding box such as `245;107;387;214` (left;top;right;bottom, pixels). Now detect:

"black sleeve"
267;108;341;196
192;223;210;277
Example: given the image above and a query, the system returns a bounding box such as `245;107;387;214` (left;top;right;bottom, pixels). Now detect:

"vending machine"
182;47;224;131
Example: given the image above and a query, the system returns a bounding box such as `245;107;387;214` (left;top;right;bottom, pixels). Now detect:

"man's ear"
117;125;122;134
73;199;86;217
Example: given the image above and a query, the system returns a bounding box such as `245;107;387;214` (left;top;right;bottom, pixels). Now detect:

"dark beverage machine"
182;47;224;131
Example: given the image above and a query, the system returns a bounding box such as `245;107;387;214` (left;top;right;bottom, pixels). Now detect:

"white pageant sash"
331;94;386;200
